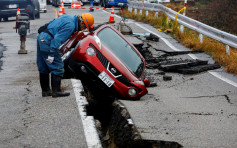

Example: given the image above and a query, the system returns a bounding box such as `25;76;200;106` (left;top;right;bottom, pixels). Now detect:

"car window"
97;27;144;77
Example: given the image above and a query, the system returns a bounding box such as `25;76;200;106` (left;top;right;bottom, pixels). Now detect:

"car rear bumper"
0;9;31;18
0;9;20;17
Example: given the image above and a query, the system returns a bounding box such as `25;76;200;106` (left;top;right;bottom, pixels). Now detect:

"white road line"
209;72;237;88
71;79;102;148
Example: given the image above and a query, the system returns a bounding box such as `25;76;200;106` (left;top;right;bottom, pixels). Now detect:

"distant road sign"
71;2;81;8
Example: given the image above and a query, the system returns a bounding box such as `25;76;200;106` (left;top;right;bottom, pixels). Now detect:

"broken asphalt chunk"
161;50;203;57
177;64;221;74
132;33;159;42
148;83;157;87
146;33;159;42
160;59;208;72
163;75;172;81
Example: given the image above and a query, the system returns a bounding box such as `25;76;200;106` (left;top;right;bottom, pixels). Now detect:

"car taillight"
26;10;30;12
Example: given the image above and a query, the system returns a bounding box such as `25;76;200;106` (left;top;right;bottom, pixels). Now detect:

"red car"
61;24;150;100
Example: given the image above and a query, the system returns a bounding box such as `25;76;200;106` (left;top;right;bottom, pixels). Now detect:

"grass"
118;8;237;75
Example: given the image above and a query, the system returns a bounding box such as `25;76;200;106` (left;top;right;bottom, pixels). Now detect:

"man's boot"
51;74;70;98
39;73;52;97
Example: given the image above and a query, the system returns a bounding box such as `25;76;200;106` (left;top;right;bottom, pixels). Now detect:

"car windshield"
97;27;144;78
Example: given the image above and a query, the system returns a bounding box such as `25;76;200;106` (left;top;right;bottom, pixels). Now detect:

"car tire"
30;11;35;20
36;6;40;18
44;10;47;13
36;11;40;18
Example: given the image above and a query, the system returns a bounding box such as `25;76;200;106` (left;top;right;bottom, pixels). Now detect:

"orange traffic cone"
109;6;115;24
16;8;21;16
15;8;21;28
58;8;63;17
61;0;65;14
58;1;65;17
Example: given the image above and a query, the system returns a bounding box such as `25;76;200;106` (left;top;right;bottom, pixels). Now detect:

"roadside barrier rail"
128;1;237;50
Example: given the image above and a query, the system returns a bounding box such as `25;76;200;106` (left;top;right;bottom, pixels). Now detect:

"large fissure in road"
83;85;182;148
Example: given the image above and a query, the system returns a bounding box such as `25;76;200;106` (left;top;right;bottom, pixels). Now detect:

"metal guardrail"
128;1;237;49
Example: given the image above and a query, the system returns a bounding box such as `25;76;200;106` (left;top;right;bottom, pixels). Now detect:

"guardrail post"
134;8;137;14
146;10;148;16
140;9;142;15
180;25;184;33
155;12;158;18
180;0;187;33
226;45;230;56
199;33;203;43
128;7;132;12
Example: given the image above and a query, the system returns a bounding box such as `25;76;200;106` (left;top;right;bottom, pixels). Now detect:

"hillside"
170;0;237;35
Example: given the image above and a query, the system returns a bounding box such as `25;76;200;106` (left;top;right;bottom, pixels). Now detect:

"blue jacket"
47;14;79;55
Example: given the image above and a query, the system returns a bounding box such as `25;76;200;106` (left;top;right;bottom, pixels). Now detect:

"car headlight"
128;88;137;96
86;47;95;56
134;81;144;85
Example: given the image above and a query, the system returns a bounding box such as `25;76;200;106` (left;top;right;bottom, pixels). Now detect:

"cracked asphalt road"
0;4;236;148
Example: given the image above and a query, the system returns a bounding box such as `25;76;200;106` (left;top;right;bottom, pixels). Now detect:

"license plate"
98;71;115;88
9;4;17;8
118;3;123;6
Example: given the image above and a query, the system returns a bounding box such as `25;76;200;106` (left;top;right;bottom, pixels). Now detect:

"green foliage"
197;0;211;5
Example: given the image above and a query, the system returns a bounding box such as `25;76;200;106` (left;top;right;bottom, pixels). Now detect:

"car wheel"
0;18;2;22
36;7;40;18
36;11;40;18
30;12;35;20
44;10;47;13
3;17;8;21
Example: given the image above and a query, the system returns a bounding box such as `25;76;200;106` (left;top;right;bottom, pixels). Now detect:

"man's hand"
46;56;54;64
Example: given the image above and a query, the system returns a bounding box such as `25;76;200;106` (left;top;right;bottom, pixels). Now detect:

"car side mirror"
143;78;150;87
